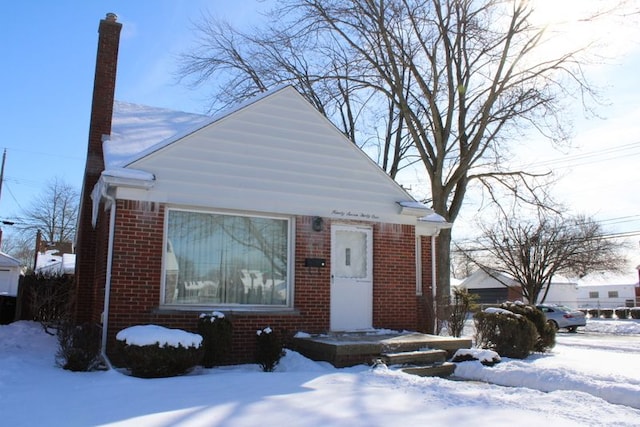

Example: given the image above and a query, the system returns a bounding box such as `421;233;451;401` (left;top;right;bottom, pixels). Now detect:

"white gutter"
431;235;438;334
100;185;116;370
93;170;155;369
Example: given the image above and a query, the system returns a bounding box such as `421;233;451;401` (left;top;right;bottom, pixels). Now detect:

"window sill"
152;305;300;317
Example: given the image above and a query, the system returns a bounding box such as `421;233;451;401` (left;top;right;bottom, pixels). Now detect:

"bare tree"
457;208;626;304
5;178;79;269
179;0;605;327
18;178;78;245
0;233;34;269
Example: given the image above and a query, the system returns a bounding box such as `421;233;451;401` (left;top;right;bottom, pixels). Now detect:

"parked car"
536;304;586;332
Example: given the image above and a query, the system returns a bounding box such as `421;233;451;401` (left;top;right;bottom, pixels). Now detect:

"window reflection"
164;210;289;306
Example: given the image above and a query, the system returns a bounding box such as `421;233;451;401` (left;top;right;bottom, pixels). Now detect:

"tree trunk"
435;228;452;334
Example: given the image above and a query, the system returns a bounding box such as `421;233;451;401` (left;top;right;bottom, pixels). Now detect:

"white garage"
0;252;21;297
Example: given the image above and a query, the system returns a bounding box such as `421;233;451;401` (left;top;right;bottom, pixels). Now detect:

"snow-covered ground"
0;319;638;426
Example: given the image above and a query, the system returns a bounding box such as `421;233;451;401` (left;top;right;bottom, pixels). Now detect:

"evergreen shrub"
197;311;232;367
600;308;614;319
256;326;284;372
115;325;203;378
56;321;102;371
630;308;640;319
500;302;555;352
474;309;537;359
587;309;600;318
614;308;629;319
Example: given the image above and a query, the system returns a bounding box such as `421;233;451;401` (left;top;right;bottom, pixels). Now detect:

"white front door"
330;224;373;331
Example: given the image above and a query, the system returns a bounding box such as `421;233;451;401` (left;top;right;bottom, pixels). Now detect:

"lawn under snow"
0;320;639;427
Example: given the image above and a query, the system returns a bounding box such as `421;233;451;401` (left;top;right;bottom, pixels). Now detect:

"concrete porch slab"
290;331;472;368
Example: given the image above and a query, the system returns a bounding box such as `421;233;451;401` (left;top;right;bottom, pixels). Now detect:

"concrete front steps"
290;331;471;369
381;349;456;377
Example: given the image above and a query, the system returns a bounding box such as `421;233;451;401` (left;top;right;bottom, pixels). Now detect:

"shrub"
115;325;203;378
500;302;555;352
615;308;629;319
448;288;477;338
630;308;640;319
600;309;614;319
197;311;233;368
20;274;75;334
474;309;538;359
56;321;102;371
256;327;284;372
587;309;600;318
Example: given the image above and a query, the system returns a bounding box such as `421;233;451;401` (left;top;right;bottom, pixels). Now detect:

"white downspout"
431;235;437;334
100;185;116;370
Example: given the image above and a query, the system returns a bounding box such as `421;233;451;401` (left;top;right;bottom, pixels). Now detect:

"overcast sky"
0;1;638;267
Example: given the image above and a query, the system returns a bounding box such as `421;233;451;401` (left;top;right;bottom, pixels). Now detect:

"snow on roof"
34;250;75;275
106;101;211;168
0;252;21;268
577;270;639;287
106;86;294;169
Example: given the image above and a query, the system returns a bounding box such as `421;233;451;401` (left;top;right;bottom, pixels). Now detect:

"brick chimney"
75;13;122;323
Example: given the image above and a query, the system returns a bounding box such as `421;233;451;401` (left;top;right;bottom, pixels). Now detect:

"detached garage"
0;252;21;297
0;252;21;324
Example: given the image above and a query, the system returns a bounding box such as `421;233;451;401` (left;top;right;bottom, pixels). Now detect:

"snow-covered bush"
256;327;284;372
600;309;614;319
500;302;555;352
56;321;102;372
452;348;501;366
474;309;537;359
614;308;629;319
587;309;600;318
197;311;232;367
630;308;640;320
115;325;203;378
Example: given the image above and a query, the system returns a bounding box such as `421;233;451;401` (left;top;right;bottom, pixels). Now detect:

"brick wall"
372;223;418;330
104;206;432;364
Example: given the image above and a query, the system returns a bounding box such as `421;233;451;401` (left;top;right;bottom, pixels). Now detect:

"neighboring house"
75;14;450;364
577;272;640;309
458;269;579;307
0;252;21;298
34;250;76;276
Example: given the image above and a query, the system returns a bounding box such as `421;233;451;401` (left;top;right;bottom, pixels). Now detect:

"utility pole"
0;148;6;204
0;149;6;249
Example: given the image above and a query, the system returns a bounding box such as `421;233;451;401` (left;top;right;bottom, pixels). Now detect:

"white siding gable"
113;87;426;225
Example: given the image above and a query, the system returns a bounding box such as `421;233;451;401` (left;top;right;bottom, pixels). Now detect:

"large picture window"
163;209;290;307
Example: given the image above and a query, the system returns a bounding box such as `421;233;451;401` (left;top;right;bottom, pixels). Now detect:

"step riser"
402;363;456;378
382;350;447;366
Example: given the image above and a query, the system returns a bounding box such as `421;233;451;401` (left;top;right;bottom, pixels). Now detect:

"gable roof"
0;252;21;268
103;86;445;228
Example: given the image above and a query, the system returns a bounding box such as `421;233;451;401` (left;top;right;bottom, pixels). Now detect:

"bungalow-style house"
458;269;579;307
75;14;450;364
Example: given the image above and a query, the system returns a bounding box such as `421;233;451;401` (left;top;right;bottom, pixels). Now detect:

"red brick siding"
102;206;432;364
372;223;418;330
107;200;165;349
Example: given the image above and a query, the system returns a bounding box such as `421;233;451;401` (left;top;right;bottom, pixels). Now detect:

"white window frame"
161;207;295;311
